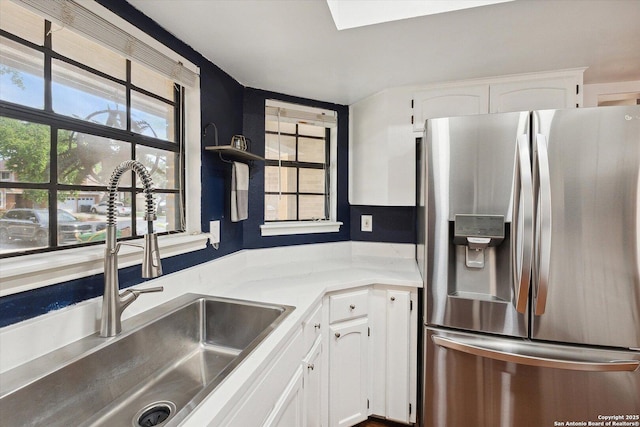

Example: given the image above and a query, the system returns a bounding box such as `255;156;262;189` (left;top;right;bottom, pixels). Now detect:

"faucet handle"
127;286;164;298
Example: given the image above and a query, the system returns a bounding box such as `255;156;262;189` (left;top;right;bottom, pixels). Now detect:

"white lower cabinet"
329;317;369;427
303;338;323;427
218;285;417;427
264;366;304;427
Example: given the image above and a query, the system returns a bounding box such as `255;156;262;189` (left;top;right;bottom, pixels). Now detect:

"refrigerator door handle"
433;336;640;372
534;133;552;316
512;133;534;313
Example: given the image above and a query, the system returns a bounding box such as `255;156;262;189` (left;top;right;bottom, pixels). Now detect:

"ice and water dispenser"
448;213;511;303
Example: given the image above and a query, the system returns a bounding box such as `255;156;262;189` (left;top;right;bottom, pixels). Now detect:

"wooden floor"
354;418;408;427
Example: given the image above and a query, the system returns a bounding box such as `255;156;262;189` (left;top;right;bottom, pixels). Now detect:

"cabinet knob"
308;363;315;370
349;304;356;310
335;332;341;338
390;296;396;301
314;323;321;329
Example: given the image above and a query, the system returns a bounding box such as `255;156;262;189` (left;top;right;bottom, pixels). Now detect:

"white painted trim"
0;233;211;297
260;221;343;237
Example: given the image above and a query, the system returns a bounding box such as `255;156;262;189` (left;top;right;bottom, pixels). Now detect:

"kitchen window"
261;100;341;236
0;0;202;272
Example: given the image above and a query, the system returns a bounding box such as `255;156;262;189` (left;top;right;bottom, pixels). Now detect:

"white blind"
265;101;337;128
15;0;199;88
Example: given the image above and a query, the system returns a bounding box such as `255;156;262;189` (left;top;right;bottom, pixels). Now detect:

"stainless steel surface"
0;293;294;427
512;133;534;313
423;112;529;337
101;160;163;338
432;335;639;372
420;106;640;427
532;106;640;348
532;133;552;316
423;328;640;427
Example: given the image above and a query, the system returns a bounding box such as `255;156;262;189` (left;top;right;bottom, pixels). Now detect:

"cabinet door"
385;289;412;423
489;76;578;113
264;366;304;427
413;84;489;132
329;318;369;427
349;87;416;206
303;339;323;427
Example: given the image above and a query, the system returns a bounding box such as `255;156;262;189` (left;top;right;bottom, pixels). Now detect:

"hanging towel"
231;162;249;222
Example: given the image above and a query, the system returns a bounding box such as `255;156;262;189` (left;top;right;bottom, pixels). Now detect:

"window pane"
52;59;126;127
265;120;296;134
57;192;129;245
265;166;296;193
265;133;295;160
298;137;326;163
0;117;50;183
299;168;325;194
0;190;49;254
57;130;131;187
0;37;44;109
53;27;126;80
136;146;179;190
299;195;326;220
131;62;175;100
153;192;181;233
134;192;181;235
131;91;175;142
298;123;325;137
0;2;44;45
265;194;296;221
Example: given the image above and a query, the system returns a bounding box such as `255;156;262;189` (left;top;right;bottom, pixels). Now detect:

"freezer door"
532;105;640;348
422;112;530;338
423;328;640;427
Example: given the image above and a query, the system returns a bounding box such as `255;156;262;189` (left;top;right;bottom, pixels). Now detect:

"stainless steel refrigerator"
417;105;640;427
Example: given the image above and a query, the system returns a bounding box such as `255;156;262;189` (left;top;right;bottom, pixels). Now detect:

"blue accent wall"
350;205;416;244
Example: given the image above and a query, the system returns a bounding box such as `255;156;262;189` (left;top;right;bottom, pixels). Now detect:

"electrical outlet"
361;214;373;232
209;220;220;244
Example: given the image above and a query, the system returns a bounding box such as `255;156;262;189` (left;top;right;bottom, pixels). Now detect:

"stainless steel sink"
0;293;294;427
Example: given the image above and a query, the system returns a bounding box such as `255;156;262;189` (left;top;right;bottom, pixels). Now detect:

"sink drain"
134;401;175;427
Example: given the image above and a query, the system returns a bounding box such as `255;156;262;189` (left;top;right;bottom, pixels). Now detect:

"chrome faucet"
100;160;164;337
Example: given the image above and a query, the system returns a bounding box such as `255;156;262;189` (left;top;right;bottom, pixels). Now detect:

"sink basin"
0;293;294;427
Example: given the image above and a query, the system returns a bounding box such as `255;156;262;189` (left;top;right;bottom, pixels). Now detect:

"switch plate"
209;220;220;244
361;214;373;232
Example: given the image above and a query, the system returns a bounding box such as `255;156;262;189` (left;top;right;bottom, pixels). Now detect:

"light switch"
361;214;373;232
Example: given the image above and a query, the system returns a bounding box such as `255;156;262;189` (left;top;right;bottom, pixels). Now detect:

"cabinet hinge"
576;84;580;95
409;403;412;415
411;115;414;125
368;327;371;337
411;99;414;108
410;300;413;311
367;399;370;409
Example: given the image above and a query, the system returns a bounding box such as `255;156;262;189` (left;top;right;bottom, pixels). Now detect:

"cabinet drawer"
329;290;368;323
303;303;322;352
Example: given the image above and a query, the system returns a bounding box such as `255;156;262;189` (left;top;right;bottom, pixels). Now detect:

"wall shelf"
205;145;264;162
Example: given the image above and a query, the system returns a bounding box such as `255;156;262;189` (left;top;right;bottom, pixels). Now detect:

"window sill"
260;221;343;237
0;233;212;297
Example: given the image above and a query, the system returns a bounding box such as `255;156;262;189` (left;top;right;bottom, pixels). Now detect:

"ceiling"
127;0;640;105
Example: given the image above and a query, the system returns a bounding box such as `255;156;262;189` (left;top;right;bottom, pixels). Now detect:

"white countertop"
0;241;422;425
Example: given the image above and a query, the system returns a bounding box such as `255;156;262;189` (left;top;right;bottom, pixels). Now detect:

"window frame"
264;125;331;222
260;100;342;237
0;15;183;257
0;0;205;297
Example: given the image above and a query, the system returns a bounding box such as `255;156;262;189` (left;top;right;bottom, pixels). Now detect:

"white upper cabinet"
489;73;582;113
349;87;416;206
349;69;584;207
412;84;489;131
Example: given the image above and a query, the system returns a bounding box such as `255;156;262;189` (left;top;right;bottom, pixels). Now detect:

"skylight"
326;0;515;30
